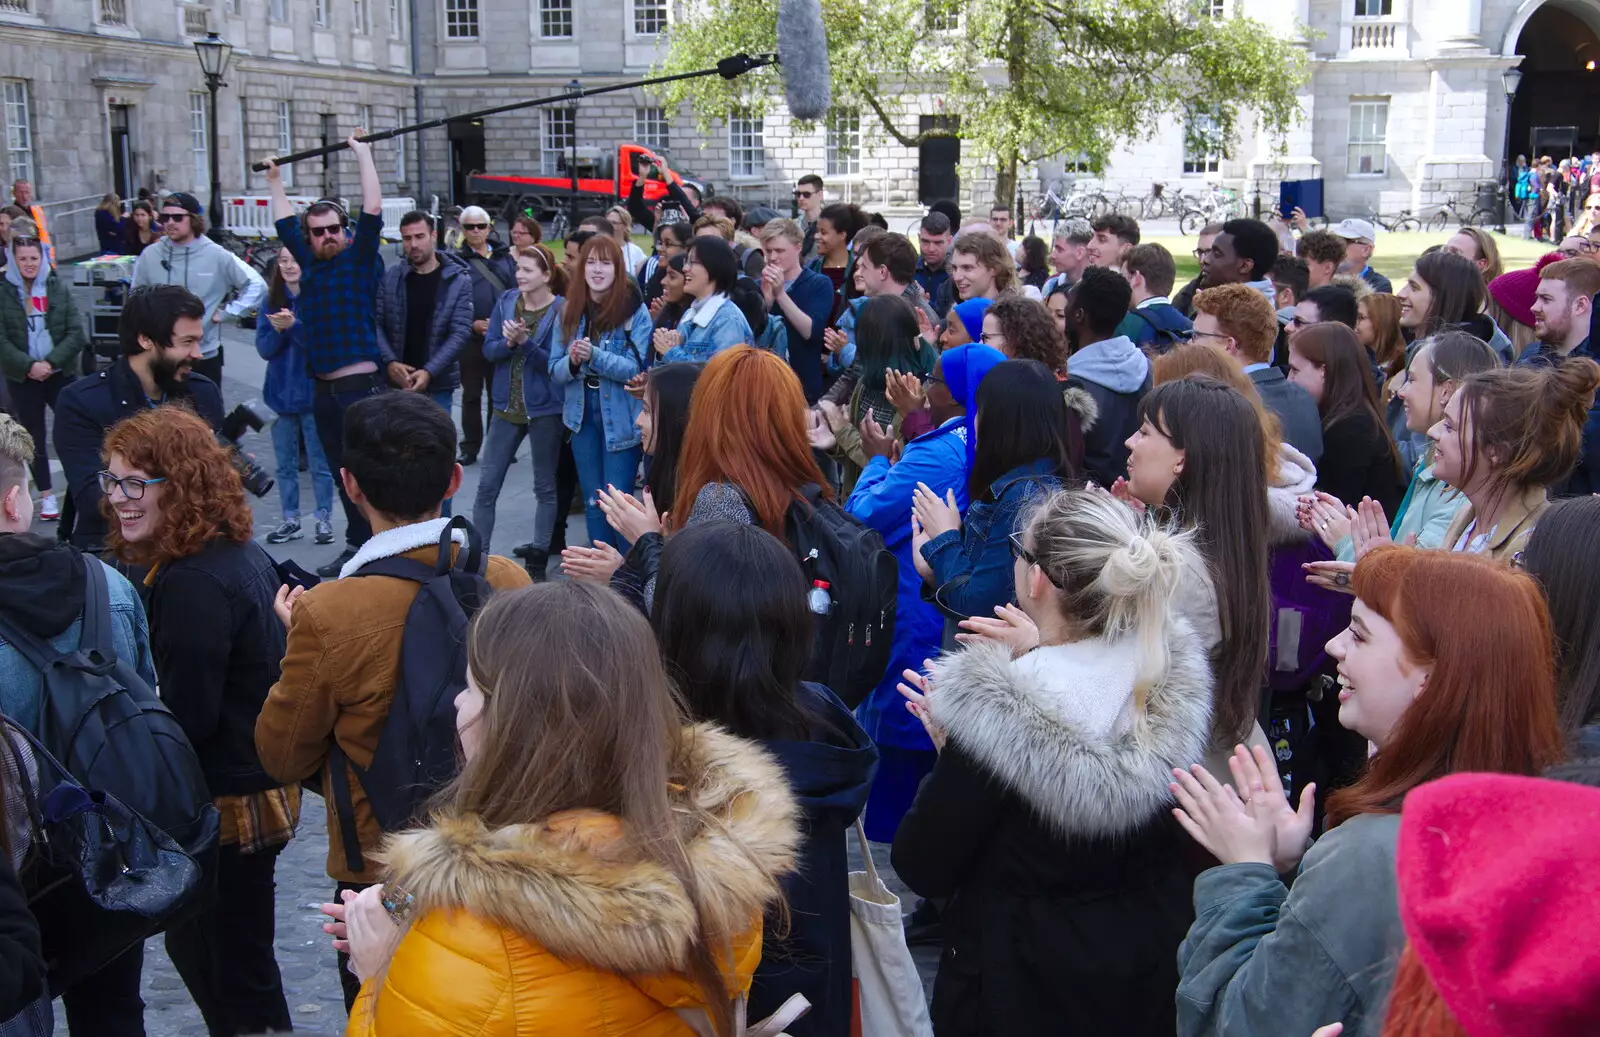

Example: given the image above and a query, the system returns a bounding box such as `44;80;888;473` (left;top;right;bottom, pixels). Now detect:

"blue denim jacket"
549;301;652;451
254;293;316;415
660;293;753;364
482;289;564;419
919;457;1062;621
0;560;157;734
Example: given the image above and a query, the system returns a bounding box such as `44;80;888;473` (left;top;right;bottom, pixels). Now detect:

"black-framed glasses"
1191;247;1208;258
308;223;345;239
978;331;1005;345
1008;531;1063;587
1189;328;1232;344
461;222;489;231
157;213;189;223
98;471;166;500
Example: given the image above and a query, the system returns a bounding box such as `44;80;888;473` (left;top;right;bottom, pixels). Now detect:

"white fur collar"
339;517;465;579
1268;442;1318;545
929;621;1213;838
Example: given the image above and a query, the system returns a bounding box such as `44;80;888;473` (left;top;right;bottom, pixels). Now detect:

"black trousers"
457;333;491;453
333;880;377;1012
61;941;146;1036
312;379;386;549
165;843;293;1036
7;371;66;492
548;437;579;554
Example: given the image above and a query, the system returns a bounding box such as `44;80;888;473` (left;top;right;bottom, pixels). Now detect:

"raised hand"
885;369;927;417
912;482;962;539
897;666;947;751
1349;497;1395;560
1108;477;1148;514
1297;491;1352;551
1169;763;1276;867
822;327;849;355
560;541;625;584
652;328;683;357
1302;560;1355;595
1227;744;1316;874
858;414;897;460
910;512;934;584
596;485;661;542
957;603;1041;656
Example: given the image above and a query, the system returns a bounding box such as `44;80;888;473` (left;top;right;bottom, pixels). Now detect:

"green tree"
659;0;1309;209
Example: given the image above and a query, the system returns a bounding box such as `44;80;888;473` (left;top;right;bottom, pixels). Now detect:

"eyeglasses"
461;222;489;231
98;471;166;500
307;223;345;239
1192;248;1208;258
1189;328;1232;345
1288;315;1312;328
1558;248;1582;259
978;331;1006;345
157;213;189;224
1008;531;1063;587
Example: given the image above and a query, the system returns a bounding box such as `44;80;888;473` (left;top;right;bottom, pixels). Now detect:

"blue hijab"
937;342;1006;474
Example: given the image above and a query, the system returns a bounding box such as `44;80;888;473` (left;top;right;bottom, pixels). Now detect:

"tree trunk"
993;1;1024;211
994;147;1019;213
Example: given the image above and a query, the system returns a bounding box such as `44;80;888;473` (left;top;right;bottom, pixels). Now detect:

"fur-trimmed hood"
929;621;1213;838
374;724;799;977
1064;383;1101;434
1268;442;1318;546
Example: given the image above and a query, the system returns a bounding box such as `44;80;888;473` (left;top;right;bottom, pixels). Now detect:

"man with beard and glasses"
53;284;222;553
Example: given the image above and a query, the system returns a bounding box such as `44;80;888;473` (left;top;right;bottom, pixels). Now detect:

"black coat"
52;358;223;550
1316;411;1405;516
147;538;287;797
0;854;44;1021
749;684;879;1037
1067;371;1150;489
892;630;1214;1037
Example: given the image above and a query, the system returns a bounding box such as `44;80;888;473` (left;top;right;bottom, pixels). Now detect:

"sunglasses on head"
308;223;345;239
461;222;489;231
157;213;190;223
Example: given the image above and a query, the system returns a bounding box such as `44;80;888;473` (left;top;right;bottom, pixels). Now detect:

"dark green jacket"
0;270;86;382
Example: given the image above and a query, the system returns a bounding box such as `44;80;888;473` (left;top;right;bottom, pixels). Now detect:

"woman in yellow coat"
336;580;801;1036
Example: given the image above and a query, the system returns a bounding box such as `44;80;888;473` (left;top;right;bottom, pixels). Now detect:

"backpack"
327;517;493;873
0;556;217;858
783;485;898;709
1128;304;1193;354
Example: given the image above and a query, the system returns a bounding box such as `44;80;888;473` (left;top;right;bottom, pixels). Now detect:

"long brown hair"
1360;293;1407;381
1151;343;1282;475
1327;547;1564;827
560;234;640;339
455;582;739;1036
102;406;253;566
669;346;828;537
1292;321;1403;481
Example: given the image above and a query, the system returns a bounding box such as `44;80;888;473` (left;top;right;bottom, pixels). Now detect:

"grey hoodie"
131;235;267;358
1069;334;1149;393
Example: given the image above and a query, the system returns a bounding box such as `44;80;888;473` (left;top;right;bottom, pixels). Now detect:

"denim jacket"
920;457;1062;621
482;289;563;419
660;293;752;364
549;300;653;451
254;293;316;415
0;559;157;735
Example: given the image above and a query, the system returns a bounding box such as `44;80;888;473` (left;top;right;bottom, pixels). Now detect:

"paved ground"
45;323;937;1033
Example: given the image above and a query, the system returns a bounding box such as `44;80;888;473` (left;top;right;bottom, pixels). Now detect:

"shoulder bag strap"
325;742;367;874
80;555;115;659
466;254;510;296
0;609;57;675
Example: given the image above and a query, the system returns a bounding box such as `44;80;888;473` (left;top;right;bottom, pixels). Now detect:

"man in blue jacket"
1119;243;1193;354
375;211;473;514
758;218;835;403
1523;258;1600;495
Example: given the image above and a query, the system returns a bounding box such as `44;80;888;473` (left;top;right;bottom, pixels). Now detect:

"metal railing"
98;0;126;24
39;194;106;261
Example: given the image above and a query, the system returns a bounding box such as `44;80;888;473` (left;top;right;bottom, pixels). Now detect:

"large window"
444;0;478;39
1347;99;1389;176
1354;0;1392;15
1183;112;1223;175
276;100;295;189
3;81;33;186
237;97;250;185
389;0;403;36
353;0;370;32
728;110;764;179
190;93;209;194
633;0;666;35
825;107;860;177
270;0;287;21
634;108;669;154
538;0;572;38
395;108;409;183
98;0;127;25
542;107;576;176
314;0;327;26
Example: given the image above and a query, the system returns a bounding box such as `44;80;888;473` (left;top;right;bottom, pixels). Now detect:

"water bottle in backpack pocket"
327;516;495;873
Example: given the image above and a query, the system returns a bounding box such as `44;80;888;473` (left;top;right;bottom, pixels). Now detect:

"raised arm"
350;131;382;217
265;158;295;222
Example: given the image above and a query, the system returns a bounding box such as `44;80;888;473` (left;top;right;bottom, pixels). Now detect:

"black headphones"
300;198;350;236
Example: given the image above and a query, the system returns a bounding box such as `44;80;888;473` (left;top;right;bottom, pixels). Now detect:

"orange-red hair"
1380;945;1468;1037
1327;547;1564;827
102;405;252;567
669;346;828;537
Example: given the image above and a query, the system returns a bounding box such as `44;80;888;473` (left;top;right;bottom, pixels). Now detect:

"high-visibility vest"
19;203;48;247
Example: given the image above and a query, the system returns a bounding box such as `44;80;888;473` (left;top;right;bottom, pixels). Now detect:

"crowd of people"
2;137;1600;1037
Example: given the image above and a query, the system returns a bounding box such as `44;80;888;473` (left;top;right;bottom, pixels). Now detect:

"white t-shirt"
623;241;647;279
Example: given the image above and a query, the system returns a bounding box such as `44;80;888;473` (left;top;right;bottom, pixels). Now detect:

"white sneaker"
39;493;59;521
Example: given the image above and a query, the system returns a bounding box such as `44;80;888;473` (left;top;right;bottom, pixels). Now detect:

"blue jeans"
570;388;641;551
313;378;387;548
270;411;333;522
429;388;456;517
472;413;564;553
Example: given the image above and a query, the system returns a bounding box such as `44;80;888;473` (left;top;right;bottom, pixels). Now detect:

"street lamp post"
566;79;581;235
193;31;234;237
1497;66;1524;235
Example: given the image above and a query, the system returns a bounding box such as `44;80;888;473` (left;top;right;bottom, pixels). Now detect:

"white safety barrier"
224;195;433;241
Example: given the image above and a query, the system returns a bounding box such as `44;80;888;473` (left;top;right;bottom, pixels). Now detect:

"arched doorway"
1506;1;1600;162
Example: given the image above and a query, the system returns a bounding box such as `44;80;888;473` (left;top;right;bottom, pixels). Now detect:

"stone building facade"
2;0;1596;258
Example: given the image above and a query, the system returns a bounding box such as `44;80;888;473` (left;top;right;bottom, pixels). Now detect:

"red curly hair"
102;405;253;566
669;346;828;537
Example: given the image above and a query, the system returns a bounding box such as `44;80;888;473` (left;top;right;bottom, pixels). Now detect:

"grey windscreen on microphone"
777;0;832;122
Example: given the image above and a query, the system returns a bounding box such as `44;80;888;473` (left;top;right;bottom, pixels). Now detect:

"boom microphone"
777;0;832;121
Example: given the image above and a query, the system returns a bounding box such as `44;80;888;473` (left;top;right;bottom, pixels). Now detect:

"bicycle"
1139;181;1180;221
1177;186;1238;235
1027;181;1109;237
1368;209;1422;233
1424;193;1496;233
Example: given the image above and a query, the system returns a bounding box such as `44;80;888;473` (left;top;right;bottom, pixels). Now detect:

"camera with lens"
219;400;275;499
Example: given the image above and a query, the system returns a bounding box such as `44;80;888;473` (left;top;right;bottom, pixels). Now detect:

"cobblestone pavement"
43;326;937;1034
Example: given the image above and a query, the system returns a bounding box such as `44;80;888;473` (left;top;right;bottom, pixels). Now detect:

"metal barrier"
222;195;430;241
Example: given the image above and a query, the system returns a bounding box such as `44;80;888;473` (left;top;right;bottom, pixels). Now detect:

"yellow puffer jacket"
346;725;800;1036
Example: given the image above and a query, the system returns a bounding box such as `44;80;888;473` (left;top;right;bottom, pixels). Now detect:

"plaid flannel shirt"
276;210;385;375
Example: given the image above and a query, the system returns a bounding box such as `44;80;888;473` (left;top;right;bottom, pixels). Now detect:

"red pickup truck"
468;143;703;235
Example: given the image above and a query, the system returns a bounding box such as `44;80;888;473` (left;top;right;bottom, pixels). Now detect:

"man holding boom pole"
266;132;387;578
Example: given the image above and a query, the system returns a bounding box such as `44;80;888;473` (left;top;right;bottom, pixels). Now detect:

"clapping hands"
596;485;663;543
1170;744;1316;872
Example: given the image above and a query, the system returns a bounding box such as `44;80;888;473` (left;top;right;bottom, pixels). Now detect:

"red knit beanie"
1487;251;1563;330
1397;772;1600;1037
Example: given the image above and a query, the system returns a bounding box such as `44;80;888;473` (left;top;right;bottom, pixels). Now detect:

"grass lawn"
1157;231;1551;286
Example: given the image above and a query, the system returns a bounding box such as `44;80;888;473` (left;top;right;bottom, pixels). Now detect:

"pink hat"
1488;251;1564;329
1398;772;1600;1037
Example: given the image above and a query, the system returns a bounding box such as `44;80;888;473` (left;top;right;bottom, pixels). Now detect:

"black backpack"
784;485;898;710
327;517;493;873
0;555;218;859
1128;305;1193;354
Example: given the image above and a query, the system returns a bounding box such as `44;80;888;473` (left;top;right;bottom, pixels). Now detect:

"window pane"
390;0;403;36
634;0;666;35
825;108;859;177
542;108;576;176
191;93;209;195
270;0;286;20
4;81;34;187
634;107;669;154
729;111;764;179
277;100;294;189
539;0;572;37
445;0;479;38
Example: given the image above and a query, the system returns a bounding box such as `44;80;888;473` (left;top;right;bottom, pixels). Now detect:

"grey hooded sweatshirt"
131;234;267;358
